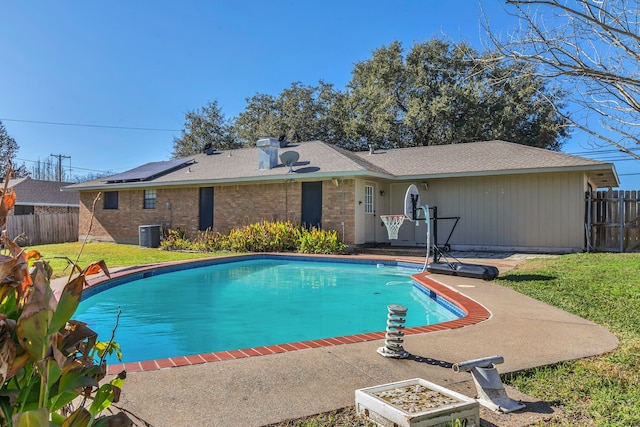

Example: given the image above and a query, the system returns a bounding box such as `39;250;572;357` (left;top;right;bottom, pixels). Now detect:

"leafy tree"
234;81;346;146
344;39;567;150
234;93;279;146
485;0;640;158
188;38;568;153
172;100;241;158
344;41;407;150
0;120;29;178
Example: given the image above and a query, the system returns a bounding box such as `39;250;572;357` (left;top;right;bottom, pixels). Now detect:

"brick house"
63;138;618;253
6;177;79;215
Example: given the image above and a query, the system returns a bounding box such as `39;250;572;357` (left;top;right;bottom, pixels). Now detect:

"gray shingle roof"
64;140;618;191
5;178;80;206
358;140;605;174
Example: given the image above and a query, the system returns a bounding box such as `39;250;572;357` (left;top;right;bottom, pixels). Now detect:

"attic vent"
203;143;217;155
278;133;289;148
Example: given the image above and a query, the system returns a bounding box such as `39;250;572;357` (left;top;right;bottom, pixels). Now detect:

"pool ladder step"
377;304;409;359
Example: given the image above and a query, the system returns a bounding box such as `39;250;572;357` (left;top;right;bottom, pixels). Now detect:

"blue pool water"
74;257;462;363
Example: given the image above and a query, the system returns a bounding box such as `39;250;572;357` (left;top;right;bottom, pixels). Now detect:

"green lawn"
25;244;640;425
494;253;640;426
24;241;221;279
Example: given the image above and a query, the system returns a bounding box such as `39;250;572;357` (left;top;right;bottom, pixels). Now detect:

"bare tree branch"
484;0;640;158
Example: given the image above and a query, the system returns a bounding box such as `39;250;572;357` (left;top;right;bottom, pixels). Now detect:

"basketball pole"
409;191;432;271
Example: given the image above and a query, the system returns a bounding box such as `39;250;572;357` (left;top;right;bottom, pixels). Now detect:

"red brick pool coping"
99;268;491;375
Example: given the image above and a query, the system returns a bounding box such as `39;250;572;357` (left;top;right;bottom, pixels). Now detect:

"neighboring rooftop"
5;177;80;206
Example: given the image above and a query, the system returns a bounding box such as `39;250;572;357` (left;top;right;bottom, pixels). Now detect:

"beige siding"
389;172;587;252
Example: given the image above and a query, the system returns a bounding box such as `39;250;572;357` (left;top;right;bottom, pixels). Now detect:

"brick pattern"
9;205;78;216
34;206;78;214
78;179;358;243
214;182;302;232
323;179;355;243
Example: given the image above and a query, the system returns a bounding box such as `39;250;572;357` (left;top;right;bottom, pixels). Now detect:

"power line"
567;147;640;157
0;117;180;132
15;157;109;174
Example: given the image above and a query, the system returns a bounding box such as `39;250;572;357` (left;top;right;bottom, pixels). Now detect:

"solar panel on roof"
105;159;194;183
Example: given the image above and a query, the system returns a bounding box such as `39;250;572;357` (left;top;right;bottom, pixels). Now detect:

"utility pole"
50;154;70;182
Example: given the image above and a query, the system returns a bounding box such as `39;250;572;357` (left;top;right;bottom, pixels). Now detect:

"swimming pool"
74;255;465;365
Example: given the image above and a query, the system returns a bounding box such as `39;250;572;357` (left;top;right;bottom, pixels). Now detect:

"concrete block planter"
356;378;479;427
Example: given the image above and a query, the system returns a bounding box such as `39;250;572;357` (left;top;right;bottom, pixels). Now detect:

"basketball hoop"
381;215;407;240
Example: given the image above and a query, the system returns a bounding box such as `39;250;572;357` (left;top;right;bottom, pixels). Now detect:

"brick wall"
214;182;302;232
79;188;199;243
78;179;357;244
322;179;355;243
35;206;79;215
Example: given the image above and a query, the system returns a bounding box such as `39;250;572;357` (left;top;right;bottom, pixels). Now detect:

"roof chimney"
257;137;280;170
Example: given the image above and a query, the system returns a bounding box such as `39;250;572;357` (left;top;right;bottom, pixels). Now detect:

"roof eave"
395;164;619;187
63;170;393;191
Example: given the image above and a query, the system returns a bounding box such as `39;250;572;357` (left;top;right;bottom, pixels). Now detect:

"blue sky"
1;1;638;187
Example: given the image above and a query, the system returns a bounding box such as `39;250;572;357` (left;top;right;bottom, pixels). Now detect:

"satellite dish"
280;151;299;173
404;184;421;221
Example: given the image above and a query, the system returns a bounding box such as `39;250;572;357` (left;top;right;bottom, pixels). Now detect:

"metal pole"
586;191;592;253
619;190;624;253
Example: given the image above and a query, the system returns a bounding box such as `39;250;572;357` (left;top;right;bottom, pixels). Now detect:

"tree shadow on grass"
496;274;556;282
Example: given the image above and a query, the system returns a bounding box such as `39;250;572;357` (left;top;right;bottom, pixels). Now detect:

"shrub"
227;221;300;252
195;229;230;252
161;221;346;255
160;228;192;251
161;228;230;252
0;185;131;425
297;227;346;254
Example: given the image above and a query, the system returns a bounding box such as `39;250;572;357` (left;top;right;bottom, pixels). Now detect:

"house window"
104;191;118;210
144;190;156;209
364;185;374;214
13;205;34;215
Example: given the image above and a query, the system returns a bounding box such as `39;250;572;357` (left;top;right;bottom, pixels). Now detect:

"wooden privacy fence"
4;213;79;246
586;190;640;252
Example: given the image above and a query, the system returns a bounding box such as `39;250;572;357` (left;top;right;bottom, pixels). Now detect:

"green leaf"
0;393;18;425
60;407;91;427
89;384;117;418
46;358;62;385
92;412;133;427
48;276;84;334
12;408;50;427
59;370;97;395
49;370;97;412
16;307;51;361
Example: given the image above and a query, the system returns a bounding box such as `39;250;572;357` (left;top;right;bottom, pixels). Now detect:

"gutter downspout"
341;178;345;240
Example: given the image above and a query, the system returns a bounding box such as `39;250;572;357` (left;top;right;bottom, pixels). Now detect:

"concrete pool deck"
64;252;619;426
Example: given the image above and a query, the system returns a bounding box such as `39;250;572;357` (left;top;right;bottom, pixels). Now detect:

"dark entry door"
301;181;322;228
199;187;214;231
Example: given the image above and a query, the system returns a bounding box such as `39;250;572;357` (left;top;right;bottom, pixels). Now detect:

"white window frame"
364;185;374;214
